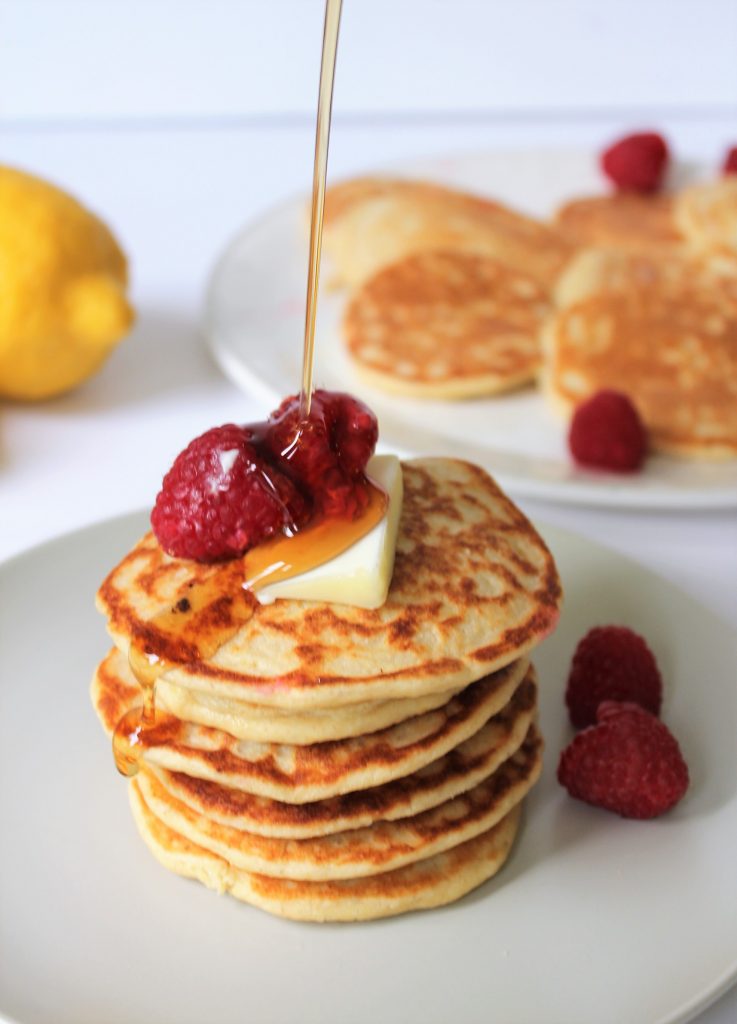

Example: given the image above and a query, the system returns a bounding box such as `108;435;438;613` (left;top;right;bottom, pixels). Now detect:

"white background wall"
2;0;736;123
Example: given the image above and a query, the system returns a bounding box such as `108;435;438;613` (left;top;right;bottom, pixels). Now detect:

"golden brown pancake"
322;176;573;290
554;193;683;252
155;676;464;745
544;248;737;459
147;671;537;839
130;780;523;921
342;249;548;398
92;650;529;802
134;724;541;881
674;177;737;263
96;459;562;709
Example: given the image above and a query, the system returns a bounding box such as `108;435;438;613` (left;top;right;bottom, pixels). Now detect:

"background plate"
204;150;737;509
1;514;736;1024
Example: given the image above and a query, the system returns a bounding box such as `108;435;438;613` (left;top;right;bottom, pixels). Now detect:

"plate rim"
2;509;736;1024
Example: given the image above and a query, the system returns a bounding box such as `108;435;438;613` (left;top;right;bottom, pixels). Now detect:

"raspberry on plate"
557;701;689;819
601;132;670;193
151;423;309;562
568;389;647;472
565;625;662;728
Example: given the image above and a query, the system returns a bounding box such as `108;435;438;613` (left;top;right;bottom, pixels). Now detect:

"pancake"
92;651;529;803
134;724;541;881
553;246;737;309
322;176;573;290
554;193;682;252
96;459;562;709
544;248;737;459
148;670;537;839
130;780;522;922
674;177;737;262
342;249;548;398
156;676;463;745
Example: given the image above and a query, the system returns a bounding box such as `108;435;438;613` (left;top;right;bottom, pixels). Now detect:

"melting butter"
256;454;403;609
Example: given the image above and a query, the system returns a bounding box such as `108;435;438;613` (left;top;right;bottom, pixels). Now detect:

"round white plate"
1;515;736;1024
203;150;737;509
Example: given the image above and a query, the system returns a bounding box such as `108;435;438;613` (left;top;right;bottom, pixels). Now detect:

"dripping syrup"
113;0;373;777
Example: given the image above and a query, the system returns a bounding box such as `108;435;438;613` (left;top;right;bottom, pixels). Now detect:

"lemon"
0;166;134;400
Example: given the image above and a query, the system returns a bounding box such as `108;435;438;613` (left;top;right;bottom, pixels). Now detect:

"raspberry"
723;146;737;175
557;702;689;819
568;389;647;472
266;390;378;518
151;424;309;561
565;625;662;728
601;132;669;193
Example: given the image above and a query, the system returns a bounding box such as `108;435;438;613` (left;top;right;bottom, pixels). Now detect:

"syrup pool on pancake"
112;388;395;777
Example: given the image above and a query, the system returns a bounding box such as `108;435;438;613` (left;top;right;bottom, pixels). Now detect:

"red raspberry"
565;625;662;728
723;146;737;175
266;390;378;518
601;132;669;193
151;424;309;561
557;701;689;819
568;389;647;472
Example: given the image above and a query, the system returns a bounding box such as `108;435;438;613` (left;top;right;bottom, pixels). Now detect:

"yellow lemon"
0;166;134;400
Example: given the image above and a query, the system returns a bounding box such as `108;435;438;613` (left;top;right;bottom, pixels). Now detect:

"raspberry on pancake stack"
90;397;561;922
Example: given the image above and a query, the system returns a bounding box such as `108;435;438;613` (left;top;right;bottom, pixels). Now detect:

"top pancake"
554;193;683;252
97;458;561;709
322;176;573;290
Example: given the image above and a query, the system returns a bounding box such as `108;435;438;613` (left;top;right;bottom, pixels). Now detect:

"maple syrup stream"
113;0;386;776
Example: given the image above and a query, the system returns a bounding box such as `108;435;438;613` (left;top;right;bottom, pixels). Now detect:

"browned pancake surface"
343;250;547;397
92;649;528;802
97;459;562;708
150;671;537;838
555;193;682;251
547;249;737;458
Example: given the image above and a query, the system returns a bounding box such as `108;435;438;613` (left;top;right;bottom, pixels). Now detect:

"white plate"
203;150;737;509
1;514;736;1024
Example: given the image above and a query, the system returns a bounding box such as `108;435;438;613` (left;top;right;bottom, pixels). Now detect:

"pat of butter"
257;454;403;609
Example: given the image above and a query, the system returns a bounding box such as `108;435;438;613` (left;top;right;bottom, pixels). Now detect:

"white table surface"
1;120;736;1024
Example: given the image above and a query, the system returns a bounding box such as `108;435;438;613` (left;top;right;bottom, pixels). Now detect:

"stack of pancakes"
92;458;561;921
325;175;737;459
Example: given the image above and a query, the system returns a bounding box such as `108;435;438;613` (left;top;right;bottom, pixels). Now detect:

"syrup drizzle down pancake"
97;459;562;709
342;250;548;398
130;781;523;922
134;725;541;881
147;671;537;839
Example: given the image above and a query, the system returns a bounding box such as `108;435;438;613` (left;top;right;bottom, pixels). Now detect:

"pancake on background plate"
674;177;737;262
341;249;548;399
543;248;737;460
322;176;573;291
554;193;683;252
